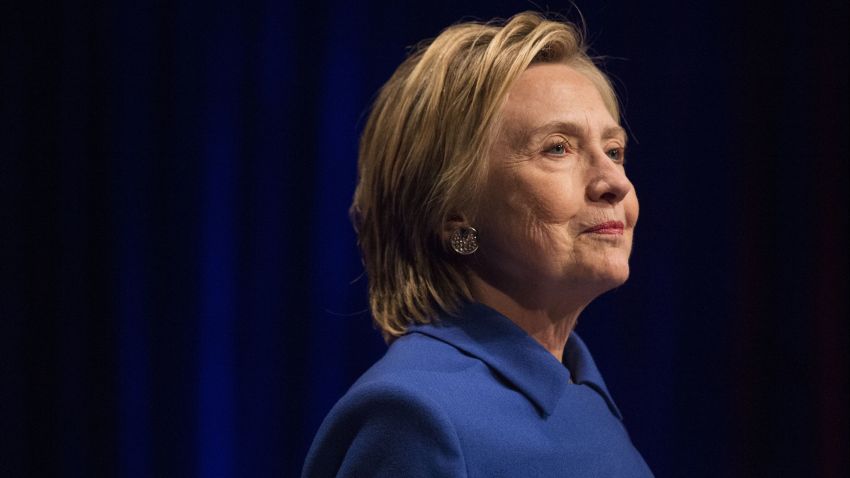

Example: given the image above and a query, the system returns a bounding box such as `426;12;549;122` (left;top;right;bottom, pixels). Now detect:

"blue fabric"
302;303;654;477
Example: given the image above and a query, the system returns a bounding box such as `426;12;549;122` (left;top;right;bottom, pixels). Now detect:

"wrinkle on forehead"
494;71;623;158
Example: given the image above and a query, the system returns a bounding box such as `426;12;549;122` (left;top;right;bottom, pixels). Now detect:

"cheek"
511;173;581;225
625;191;639;227
479;167;581;255
494;179;580;263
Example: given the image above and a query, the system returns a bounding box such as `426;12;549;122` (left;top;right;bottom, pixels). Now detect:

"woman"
303;12;653;477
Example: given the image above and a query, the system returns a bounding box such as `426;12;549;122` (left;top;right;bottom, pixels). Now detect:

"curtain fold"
1;1;846;476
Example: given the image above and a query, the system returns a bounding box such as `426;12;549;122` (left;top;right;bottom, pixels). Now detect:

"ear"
441;213;468;243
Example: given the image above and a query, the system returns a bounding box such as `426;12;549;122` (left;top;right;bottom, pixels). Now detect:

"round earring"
450;226;479;255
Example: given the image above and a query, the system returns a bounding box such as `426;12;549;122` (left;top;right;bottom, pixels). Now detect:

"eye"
606;147;626;163
545;140;570;156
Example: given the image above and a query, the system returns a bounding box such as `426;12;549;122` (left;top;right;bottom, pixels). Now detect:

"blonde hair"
352;11;620;340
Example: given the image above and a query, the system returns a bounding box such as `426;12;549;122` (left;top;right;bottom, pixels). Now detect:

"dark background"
2;0;847;476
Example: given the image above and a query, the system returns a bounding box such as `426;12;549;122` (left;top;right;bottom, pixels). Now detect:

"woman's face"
471;63;639;304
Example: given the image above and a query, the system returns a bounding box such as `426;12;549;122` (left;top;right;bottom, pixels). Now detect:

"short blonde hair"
352;11;620;340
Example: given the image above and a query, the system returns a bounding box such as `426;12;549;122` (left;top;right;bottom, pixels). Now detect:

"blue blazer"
303;302;653;477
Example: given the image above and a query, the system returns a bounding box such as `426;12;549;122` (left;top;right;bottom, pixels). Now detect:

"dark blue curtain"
2;1;847;476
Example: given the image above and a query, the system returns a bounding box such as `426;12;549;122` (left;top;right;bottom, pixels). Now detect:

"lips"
583;220;625;235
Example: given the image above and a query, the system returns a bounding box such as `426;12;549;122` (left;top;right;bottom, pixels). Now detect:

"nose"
585;153;632;205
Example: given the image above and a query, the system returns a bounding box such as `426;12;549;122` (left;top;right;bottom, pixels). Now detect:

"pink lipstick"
584;220;624;235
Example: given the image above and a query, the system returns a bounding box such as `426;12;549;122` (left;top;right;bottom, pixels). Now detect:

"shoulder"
302;334;472;478
357;332;481;385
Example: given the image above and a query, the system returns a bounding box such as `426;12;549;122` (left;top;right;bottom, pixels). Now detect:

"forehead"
499;63;618;134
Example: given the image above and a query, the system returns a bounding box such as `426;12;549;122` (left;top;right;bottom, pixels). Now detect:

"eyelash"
545;140;571;156
544;141;627;164
606;147;627;164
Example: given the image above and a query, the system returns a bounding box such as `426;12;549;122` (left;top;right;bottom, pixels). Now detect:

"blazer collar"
405;302;623;420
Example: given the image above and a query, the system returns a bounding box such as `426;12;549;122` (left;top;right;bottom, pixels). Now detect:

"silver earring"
450;226;479;255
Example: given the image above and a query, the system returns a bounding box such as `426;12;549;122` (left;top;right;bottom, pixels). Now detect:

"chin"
585;262;631;294
608;267;631;288
601;265;630;287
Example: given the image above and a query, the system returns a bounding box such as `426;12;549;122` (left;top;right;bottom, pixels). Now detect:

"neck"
466;272;590;361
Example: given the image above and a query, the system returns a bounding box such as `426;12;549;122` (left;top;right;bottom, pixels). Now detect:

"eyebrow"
516;120;628;147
